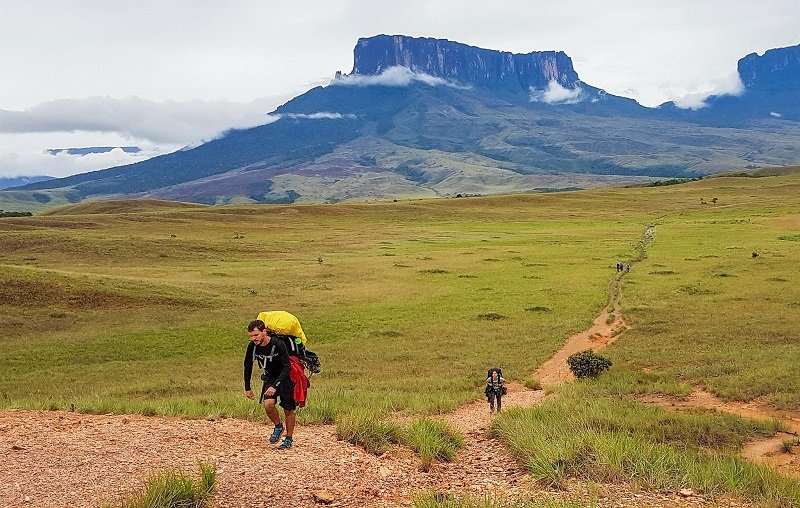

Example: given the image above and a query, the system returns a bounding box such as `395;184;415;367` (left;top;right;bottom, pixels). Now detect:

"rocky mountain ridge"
351;35;580;92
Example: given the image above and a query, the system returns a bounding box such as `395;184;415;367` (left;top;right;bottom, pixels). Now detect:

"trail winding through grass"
1;225;794;507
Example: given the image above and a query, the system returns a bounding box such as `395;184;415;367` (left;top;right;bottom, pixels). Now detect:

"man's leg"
263;399;281;426
285;409;296;437
497;394;502;412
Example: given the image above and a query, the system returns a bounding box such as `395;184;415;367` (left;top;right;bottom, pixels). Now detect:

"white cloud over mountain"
0;96;284;143
331;66;465;88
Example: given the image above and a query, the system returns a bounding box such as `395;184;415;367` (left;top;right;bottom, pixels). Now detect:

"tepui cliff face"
351;34;580;91
738;44;800;91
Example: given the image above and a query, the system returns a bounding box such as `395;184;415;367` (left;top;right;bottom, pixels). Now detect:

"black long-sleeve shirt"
243;338;291;391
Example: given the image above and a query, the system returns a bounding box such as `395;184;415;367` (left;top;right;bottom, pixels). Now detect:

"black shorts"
260;378;297;411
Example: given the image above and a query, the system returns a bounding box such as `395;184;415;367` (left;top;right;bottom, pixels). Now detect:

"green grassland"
2;172;800;504
0;195;648;417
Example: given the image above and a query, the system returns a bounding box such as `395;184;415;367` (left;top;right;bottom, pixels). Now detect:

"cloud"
283;112;358;120
0;96;285;144
770;111;782;118
330;66;465;88
669;71;745;109
0;145;168;179
530;80;585;104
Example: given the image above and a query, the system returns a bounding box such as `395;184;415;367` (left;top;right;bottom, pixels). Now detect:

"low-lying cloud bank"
276;112;358;120
0;144;169;179
330;66;466;88
0;96;283;144
667;72;745;109
530;80;586;104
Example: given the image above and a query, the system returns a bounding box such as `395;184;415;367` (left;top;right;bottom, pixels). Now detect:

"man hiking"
244;316;303;450
485;368;506;413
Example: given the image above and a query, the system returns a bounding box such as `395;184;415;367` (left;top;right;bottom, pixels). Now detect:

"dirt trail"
534;274;628;388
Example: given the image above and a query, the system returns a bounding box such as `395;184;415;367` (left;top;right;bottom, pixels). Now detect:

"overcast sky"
1;0;798;178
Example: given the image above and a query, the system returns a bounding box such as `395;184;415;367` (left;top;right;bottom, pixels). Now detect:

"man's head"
247;319;271;346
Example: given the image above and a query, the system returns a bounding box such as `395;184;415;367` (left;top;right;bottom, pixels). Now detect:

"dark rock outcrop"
738;44;800;92
351;34;579;91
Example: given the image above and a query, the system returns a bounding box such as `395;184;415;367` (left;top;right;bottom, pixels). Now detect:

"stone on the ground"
314;490;335;504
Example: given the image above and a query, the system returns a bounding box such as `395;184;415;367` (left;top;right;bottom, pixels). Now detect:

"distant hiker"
625;263;631;273
484;368;506;413
244;312;311;450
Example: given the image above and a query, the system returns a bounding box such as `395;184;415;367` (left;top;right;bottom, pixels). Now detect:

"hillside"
6;36;800;208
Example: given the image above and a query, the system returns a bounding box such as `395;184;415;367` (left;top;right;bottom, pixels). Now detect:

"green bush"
566;350;612;379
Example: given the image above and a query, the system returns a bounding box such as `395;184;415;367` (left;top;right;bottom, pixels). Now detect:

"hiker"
485;368;506;413
625;263;631;273
244;315;308;450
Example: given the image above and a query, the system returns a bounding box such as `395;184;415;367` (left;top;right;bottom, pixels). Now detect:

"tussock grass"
405;417;464;470
335;412;463;467
101;462;215;508
780;438;800;454
335;409;404;455
414;492;590;508
492;382;799;504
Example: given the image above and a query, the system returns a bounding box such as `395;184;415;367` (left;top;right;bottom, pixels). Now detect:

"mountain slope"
10;36;800;206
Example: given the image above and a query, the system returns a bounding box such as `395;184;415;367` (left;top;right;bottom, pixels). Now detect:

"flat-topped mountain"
351;35;580;92
661;43;800;123
7;36;800;209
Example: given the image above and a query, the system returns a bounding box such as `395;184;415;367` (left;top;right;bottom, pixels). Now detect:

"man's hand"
264;386;277;397
244;390;254;399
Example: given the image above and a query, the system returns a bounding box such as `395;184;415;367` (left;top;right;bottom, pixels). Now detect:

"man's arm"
243;341;255;396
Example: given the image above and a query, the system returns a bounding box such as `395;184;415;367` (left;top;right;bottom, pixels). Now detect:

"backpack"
485;367;507;395
271;333;321;376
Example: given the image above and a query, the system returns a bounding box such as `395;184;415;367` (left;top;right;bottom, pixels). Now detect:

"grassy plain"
0;196;644;419
2;173;800;504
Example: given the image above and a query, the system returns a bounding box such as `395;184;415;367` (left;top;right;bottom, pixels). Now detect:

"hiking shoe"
278;436;293;450
269;423;284;444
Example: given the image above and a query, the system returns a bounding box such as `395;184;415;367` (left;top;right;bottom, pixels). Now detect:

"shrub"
566;350;612;379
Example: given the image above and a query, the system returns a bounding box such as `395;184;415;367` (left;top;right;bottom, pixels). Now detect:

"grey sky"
1;0;798;177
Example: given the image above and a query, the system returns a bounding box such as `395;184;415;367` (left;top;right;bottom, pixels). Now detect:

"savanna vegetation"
2;171;800;505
